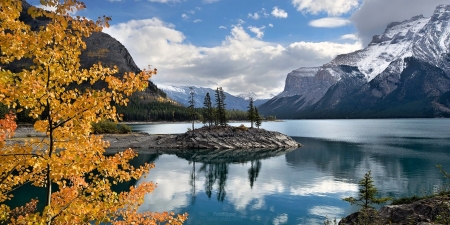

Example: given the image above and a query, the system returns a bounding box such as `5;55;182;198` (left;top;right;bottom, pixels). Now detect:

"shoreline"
10;125;301;152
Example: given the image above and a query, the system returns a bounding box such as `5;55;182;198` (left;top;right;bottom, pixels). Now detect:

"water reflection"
248;160;262;189
181;148;294;202
137;146;357;225
199;163;228;202
176;147;297;163
131;120;450;224
287;137;450;198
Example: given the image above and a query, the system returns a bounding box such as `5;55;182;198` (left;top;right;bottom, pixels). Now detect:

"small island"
104;125;301;151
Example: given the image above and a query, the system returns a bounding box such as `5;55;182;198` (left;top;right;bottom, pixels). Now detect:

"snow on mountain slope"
158;85;269;110
328;15;429;81
328;5;450;81
413;5;450;71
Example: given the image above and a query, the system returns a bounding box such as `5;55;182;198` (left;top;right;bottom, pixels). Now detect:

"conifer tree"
247;98;256;128
188;86;196;131
203;92;213;127
255;108;262;128
343;171;391;209
215;87;227;126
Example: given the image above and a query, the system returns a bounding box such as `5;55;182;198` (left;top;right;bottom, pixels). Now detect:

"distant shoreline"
121;119;284;125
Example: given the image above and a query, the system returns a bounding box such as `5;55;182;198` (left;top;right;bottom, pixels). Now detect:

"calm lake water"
130;119;450;225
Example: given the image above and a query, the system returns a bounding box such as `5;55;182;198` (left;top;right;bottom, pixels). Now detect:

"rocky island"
104;125;301;152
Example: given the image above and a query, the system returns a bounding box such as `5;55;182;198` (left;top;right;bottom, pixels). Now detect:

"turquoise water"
130;119;450;224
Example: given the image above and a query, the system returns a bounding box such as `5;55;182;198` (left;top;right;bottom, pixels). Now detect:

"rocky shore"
340;195;450;225
104;126;301;152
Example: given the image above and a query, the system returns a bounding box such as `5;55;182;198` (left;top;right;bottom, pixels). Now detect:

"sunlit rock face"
259;5;450;119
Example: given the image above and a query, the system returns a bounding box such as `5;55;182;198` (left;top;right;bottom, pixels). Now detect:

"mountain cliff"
259;4;450;118
4;1;167;101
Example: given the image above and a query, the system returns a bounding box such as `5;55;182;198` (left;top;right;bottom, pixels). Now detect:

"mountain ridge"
259;4;450;119
159;85;269;111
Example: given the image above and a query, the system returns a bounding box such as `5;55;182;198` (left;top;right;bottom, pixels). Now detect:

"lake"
129;119;450;225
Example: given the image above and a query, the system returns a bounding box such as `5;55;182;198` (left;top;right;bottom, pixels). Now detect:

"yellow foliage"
0;1;187;224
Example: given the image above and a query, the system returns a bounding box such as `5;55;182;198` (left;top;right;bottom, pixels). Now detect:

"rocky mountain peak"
431;4;450;21
259;4;450;119
237;92;257;100
370;14;428;46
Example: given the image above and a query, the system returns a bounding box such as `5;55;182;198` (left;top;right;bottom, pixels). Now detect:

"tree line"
193;87;263;128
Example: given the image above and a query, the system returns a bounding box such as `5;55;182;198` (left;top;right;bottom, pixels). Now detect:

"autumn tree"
0;1;187;224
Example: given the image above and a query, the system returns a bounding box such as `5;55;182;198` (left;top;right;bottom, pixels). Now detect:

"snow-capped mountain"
237;92;257;100
158;85;269;111
259;5;450;118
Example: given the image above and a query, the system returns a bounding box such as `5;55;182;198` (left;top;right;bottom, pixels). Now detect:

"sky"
28;0;449;98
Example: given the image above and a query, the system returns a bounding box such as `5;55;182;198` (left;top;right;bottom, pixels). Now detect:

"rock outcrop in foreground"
158;126;301;149
340;195;450;225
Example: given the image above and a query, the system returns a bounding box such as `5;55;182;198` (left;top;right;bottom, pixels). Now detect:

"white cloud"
202;0;219;3
193;19;202;23
340;34;359;41
248;26;266;39
292;0;359;16
181;13;189;20
271;7;288;18
36;4;78;16
148;0;180;2
219;25;227;29
309;17;351;28
237;19;245;25
248;12;260;20
269;23;274;28
104;18;362;98
36;5;57;12
248;8;269;20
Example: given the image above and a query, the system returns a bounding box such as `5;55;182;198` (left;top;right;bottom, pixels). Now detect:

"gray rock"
160;126;301;150
340;195;450;225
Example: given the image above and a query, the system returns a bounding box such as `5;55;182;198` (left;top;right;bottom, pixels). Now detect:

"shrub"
117;124;132;134
92;120;132;134
237;124;248;131
391;195;427;205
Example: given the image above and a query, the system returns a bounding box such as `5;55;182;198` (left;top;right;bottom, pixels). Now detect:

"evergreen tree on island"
247;98;256;128
202;92;214;128
255;108;262;128
215;87;227;126
188;86;196;131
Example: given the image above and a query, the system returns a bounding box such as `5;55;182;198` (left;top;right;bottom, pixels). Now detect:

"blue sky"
29;0;449;98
